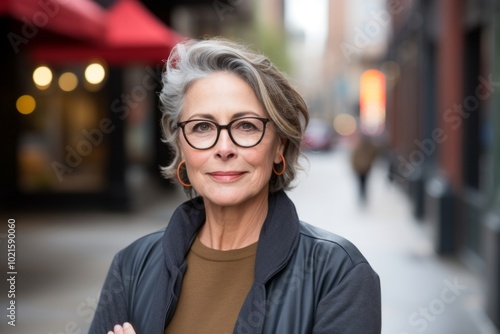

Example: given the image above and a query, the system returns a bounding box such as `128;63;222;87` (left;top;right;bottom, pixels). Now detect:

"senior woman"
90;38;381;334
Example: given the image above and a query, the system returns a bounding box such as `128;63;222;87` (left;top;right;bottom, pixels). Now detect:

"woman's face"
179;72;283;208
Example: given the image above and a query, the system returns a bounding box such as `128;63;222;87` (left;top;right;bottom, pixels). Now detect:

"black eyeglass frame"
177;117;270;150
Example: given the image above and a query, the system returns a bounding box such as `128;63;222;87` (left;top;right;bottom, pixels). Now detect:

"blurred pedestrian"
351;134;379;205
90;38;381;334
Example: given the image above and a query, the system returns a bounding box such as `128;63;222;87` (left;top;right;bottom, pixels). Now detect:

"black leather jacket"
89;191;381;333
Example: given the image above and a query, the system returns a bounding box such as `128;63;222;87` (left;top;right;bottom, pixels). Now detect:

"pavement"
0;146;498;334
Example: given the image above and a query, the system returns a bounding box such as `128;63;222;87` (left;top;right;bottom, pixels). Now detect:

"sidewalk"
0;147;498;334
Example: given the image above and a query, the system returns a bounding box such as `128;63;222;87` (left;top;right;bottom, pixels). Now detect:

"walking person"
351;134;379;205
90;38;381;334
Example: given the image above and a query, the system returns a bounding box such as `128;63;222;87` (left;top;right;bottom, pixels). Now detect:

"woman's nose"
214;129;237;160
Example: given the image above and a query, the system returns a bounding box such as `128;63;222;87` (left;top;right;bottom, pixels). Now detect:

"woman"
90;38;381;334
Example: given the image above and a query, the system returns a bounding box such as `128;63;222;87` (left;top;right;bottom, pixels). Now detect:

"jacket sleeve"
313;262;381;334
88;252;129;334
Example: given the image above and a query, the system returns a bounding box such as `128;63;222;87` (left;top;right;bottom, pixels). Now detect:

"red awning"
0;0;9;14
1;0;106;41
29;0;184;65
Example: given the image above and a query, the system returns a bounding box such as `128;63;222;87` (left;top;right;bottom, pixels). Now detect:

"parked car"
301;118;336;151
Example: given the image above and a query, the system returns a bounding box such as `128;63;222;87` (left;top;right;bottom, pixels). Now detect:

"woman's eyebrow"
187;111;262;121
186;113;216;120
232;111;261;119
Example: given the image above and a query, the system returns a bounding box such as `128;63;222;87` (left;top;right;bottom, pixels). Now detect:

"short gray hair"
159;38;309;196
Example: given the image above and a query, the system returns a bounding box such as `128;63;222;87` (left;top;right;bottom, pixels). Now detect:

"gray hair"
159;38;309;196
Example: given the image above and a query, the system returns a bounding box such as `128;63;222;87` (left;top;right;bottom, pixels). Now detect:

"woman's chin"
199;187;259;208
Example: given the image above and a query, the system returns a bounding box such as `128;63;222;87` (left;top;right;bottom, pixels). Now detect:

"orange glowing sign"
360;69;386;135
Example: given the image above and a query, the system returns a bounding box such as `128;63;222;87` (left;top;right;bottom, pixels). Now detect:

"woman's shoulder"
297;221;369;266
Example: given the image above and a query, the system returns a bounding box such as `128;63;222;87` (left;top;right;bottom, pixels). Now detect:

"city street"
1;146;498;334
288;147;496;334
2;0;499;333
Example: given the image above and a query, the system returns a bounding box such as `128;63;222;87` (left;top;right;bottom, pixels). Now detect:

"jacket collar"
162;196;205;270
254;190;300;283
162;190;300;282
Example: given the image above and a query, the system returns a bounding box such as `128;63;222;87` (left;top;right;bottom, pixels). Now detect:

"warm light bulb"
16;95;36;115
33;66;53;89
334;114;357;136
85;63;106;85
59;72;78;92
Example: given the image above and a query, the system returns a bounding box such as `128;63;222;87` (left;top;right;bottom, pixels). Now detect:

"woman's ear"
178;146;185;161
274;138;287;163
279;137;287;152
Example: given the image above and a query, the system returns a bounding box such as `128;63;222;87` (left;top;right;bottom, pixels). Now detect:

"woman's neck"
198;194;268;250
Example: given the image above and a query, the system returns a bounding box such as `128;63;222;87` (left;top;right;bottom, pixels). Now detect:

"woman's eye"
192;122;213;132
236;121;258;131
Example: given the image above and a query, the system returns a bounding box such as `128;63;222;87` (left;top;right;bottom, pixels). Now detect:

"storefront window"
18;64;108;193
123;66;156;187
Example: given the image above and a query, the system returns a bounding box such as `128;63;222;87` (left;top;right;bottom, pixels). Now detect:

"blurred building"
326;0;390;117
284;0;391;141
383;0;500;328
0;0;259;212
1;0;182;211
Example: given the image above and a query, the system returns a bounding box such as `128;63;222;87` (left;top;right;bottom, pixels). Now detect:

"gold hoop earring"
177;160;192;187
273;153;286;176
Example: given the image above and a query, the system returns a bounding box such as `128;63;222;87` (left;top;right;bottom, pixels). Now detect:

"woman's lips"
208;171;246;182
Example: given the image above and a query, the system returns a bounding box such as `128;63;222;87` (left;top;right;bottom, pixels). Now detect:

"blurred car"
301;118;336;151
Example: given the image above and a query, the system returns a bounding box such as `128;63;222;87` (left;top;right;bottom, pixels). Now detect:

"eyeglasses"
177;117;270;150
